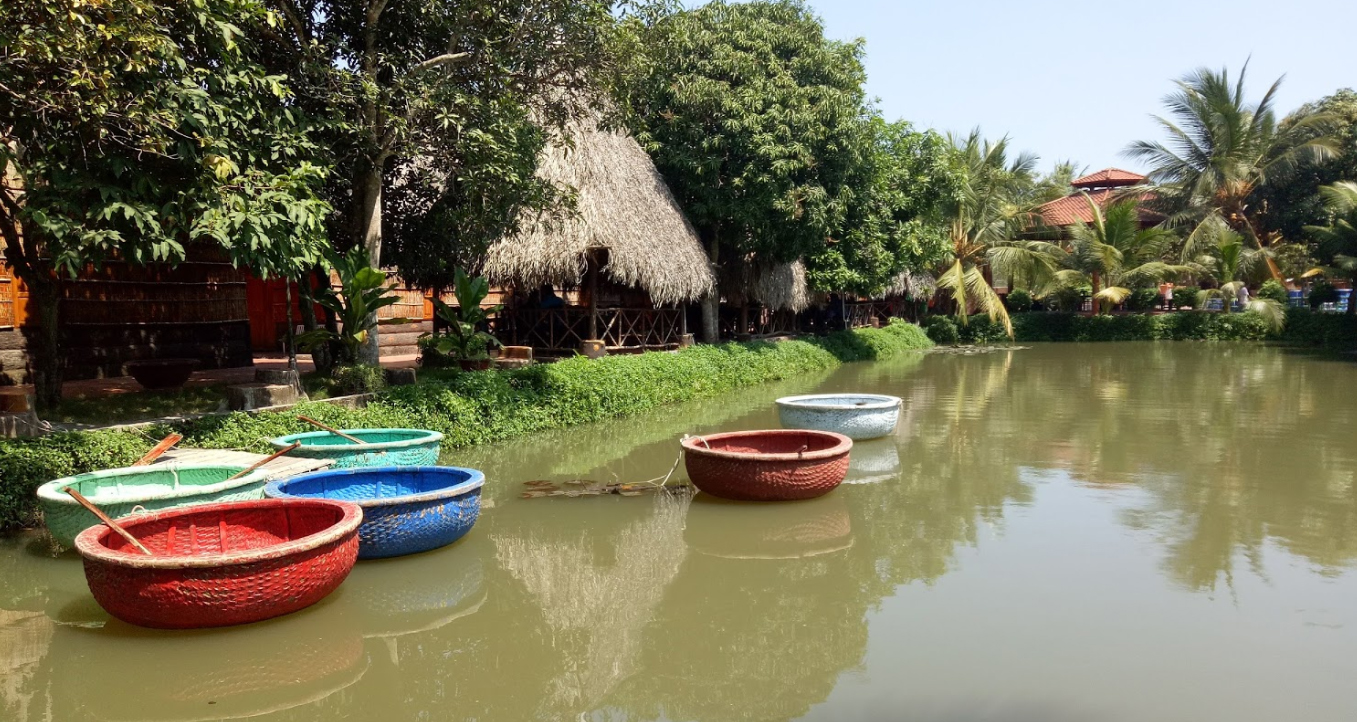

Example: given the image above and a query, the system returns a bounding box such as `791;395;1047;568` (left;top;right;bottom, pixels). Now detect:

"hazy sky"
690;0;1357;176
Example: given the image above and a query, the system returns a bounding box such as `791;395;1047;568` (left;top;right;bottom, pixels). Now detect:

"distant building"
1034;168;1160;230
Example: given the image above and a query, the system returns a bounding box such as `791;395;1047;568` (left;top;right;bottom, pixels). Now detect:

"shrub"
1007;311;1271;342
1173;286;1201;309
922;315;959;345
958;314;1010;345
1126;287;1161;312
1049;284;1090;313
1278;308;1357;349
1308;279;1340;309
1005;289;1033;313
1258;280;1288;306
0;431;145;531
332;364;387;395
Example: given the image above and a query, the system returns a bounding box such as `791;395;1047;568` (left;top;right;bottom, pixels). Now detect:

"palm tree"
1303;181;1357;315
1052;196;1185;314
1193;228;1286;330
1125;64;1337;275
935;129;1041;336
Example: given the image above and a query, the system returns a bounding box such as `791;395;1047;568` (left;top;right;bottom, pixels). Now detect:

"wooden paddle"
297;415;363;444
64;488;153;556
226;442;301;481
132;433;183;466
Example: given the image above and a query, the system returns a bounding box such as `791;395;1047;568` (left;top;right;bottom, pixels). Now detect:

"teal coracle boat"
270;429;443;469
36;464;270;548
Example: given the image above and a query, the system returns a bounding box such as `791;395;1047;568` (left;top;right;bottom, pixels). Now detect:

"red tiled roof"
1070;168;1146;188
1036;189;1159;227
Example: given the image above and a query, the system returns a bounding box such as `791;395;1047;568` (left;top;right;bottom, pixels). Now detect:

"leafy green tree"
1302;181;1357;315
628;0;869;342
1055;196;1184;314
1193;229;1286;330
260;0;624;361
1125;64;1338;276
1255;89;1357;244
0;0;330;410
806;118;961;296
934;130;1043;336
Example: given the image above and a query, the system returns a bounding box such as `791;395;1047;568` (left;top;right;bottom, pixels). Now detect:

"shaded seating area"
483;114;713;357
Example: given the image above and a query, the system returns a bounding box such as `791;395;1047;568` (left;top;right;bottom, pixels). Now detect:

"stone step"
227;383;299;411
380;344;421;357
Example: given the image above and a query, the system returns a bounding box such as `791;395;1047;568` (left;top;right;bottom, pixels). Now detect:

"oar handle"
226;442;301;480
297;416;364;444
65;488;153;555
133;433;183;466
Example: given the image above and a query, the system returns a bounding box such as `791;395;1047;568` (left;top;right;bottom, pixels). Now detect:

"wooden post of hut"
580;251;606;359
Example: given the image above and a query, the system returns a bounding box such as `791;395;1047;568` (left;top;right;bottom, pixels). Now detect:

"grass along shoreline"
0;321;933;532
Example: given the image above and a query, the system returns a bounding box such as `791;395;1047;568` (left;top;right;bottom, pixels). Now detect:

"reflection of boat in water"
52;603;367;722
842;439;901;485
341;533;489;640
683;493;853;560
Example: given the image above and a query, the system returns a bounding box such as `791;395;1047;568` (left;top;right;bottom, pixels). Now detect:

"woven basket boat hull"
37;464;271;549
270;428;443;469
75;499;361;629
775;394;903;440
681;430;852;501
266;466;483;559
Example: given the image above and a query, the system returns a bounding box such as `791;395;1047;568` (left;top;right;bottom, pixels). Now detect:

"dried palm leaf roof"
876;271;936;301
483;116;714;305
720;259;809;312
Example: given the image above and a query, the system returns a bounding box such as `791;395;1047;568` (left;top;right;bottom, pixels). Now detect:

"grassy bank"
925;309;1357;348
0;321;932;531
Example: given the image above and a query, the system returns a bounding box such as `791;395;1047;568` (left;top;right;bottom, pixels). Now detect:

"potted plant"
297;247;402;367
422;269;501;371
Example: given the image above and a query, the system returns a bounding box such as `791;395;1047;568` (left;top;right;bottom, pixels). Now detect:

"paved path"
158;447;334;481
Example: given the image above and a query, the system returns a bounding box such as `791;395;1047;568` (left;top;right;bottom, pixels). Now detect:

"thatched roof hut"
720;259;810;313
875;270;936;301
483;117;713;306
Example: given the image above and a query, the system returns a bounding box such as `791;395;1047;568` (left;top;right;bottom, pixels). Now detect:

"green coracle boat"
36;464;270;548
270;429;443;469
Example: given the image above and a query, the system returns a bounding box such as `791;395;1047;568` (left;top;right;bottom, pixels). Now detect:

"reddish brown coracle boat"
74;498;362;629
680;429;853;501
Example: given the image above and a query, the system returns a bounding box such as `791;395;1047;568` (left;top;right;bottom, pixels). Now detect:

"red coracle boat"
680;429;853;501
74;498;362;629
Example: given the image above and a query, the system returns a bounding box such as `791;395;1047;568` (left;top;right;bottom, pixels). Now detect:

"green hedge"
0;321;932;532
941;308;1356;347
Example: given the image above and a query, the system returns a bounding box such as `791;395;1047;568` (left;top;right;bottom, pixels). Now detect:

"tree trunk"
699;228;720;343
1090;271;1102;316
356;162;384;366
26;277;63;411
1349;276;1357;316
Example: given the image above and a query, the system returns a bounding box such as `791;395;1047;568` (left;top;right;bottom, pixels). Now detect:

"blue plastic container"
265;466;483;559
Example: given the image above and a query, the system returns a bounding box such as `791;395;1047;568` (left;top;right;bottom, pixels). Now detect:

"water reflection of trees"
951;344;1357;591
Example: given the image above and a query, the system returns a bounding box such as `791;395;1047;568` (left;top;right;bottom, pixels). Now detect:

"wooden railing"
493;307;685;353
843;301;898;329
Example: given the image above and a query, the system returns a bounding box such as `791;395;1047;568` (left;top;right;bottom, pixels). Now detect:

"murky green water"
3;343;1356;721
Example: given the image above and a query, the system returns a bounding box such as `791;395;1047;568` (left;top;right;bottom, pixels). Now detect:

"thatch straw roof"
876;271;935;301
721;259;809;312
483;117;714;305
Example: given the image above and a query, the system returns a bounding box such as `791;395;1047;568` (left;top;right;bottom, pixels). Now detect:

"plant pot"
125;358;199;390
457;358;493;371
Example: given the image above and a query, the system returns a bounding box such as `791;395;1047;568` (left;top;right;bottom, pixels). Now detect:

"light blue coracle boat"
36;464;270;548
775;393;903;441
270;429;443;469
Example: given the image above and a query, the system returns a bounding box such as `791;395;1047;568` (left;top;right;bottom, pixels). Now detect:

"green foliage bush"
1010;311;1271;342
1005;289;1033;313
957;315;1011;345
922;315;959;345
1258;280;1288;306
1277;308;1357;349
332;364;388;396
1308;279;1340;308
1173;286;1201;309
1126;287;1161;312
0;323;932;531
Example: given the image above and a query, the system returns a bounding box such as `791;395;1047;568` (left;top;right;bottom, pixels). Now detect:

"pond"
2;342;1356;721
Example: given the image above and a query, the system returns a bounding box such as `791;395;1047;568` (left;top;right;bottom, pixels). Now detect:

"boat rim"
73;498;363;569
774;393;902;411
269;428;444;452
680;429;853;462
263;466;486;508
36;464;272;506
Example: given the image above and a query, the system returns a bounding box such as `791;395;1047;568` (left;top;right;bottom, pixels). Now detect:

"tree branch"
410;52;472;75
277;0;311;45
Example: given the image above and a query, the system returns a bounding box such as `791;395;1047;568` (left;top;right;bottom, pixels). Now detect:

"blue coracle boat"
265;466;484;559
